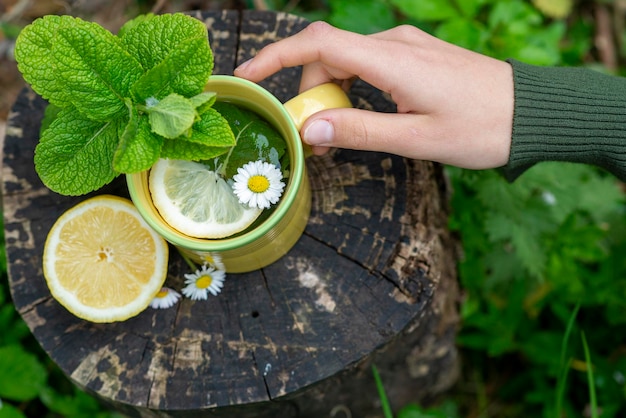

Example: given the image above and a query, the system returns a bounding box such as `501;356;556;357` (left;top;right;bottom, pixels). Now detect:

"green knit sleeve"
502;59;626;181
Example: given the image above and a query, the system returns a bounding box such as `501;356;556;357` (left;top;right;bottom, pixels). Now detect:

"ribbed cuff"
502;59;626;182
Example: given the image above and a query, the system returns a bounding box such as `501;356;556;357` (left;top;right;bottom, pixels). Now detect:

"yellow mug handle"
283;83;352;156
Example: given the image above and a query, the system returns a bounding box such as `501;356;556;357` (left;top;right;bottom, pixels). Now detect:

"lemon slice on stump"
43;195;169;323
148;159;262;239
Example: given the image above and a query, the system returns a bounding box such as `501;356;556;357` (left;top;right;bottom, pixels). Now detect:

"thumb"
300;108;512;169
301;108;428;157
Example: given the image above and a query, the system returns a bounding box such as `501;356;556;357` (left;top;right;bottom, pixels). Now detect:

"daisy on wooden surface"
182;263;226;300
150;287;181;309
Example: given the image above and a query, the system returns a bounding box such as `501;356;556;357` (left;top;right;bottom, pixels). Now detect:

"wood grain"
2;10;459;418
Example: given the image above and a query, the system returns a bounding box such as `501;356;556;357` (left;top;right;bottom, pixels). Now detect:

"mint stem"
217;121;251;177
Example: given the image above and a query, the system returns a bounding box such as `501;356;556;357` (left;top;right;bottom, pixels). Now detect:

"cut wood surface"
2;10;460;418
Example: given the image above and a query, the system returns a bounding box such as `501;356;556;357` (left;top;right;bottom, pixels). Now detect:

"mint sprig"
15;13;235;196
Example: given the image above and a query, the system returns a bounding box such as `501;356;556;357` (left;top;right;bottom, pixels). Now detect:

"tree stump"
2;10;460;418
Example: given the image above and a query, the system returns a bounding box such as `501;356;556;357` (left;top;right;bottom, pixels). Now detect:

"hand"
234;22;514;170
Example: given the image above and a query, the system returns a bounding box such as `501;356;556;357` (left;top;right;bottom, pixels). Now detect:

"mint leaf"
114;101;163;173
40;103;62;133
15;15;71;106
16;13;231;196
190;91;217;113
160;107;234;160
117;13;154;38
53;20;143;121
146;93;196;139
186;107;235;147
35;108;119;195
161;139;232;161
16;15;144;121
131;37;213;101
121;13;213;100
213;102;288;178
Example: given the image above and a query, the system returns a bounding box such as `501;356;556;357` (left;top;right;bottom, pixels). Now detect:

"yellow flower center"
196;275;213;289
248;175;270;193
155;289;168;298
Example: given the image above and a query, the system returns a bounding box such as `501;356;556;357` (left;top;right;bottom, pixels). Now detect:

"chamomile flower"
232;160;285;209
189;251;225;271
150;287;181;309
182;263;226;300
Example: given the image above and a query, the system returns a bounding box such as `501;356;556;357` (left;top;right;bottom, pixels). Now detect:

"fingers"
235;22;391;89
300;108;436;161
234;22;351;79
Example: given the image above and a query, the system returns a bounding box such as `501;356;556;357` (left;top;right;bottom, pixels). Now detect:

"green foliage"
389;0;565;65
0;346;47;401
389;0;460;22
328;0;397;34
450;162;626;415
15;13;234;196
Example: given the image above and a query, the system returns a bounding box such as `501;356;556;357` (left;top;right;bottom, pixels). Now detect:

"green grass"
555;304;580;416
581;331;599;418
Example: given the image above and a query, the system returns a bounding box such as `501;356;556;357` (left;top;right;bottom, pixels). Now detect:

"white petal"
257;194;270;209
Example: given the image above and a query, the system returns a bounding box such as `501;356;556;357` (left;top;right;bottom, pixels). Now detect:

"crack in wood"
302;228;428;304
251;349;272;401
260;268;276;308
16;294;51;318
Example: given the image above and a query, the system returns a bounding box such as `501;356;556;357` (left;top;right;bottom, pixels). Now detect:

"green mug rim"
126;75;305;252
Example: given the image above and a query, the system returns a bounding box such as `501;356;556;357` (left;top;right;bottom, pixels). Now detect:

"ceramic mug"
126;75;351;273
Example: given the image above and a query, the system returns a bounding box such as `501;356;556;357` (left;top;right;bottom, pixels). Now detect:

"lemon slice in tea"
43;195;169;323
148;159;262;239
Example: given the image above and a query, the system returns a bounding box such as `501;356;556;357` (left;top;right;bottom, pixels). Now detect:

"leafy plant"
14;13;235;196
0;346;47;402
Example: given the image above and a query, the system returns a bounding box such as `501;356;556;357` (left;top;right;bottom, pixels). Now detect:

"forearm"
502;59;626;181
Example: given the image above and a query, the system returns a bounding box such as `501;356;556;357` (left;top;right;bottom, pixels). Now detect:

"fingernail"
235;58;253;73
303;119;334;146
